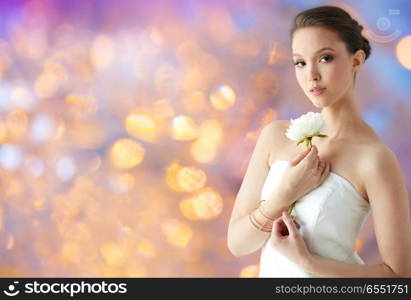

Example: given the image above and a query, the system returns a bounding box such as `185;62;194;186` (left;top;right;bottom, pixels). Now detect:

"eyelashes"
293;55;334;68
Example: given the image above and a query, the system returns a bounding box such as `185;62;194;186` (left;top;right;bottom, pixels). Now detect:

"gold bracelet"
249;211;272;232
249;214;272;232
253;209;273;229
249;213;271;231
258;203;275;221
248;214;261;230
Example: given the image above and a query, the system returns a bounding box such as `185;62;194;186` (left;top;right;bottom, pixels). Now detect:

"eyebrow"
292;47;335;57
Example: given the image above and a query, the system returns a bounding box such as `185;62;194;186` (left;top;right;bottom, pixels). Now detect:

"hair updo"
291;6;372;61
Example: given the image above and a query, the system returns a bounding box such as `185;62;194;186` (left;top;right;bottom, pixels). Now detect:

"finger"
310;157;320;175
315;158;321;172
319;161;326;177
272;218;289;238
271;219;288;245
302;145;318;165
277;213;294;235
324;162;331;178
317;159;325;175
290;215;300;229
271;215;286;236
308;145;318;158
282;211;299;237
319;159;324;170
321;161;330;177
272;214;284;225
291;147;311;166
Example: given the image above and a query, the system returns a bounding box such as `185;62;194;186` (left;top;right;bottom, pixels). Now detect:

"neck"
320;90;364;141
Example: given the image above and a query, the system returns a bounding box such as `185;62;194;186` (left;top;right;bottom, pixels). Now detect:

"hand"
270;211;312;267
278;145;331;201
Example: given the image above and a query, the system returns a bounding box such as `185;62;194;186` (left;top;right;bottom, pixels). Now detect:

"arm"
227;121;293;257
228;194;291;257
303;254;397;277
302;145;411;277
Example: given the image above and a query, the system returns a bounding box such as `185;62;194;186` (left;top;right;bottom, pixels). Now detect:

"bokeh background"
0;0;410;277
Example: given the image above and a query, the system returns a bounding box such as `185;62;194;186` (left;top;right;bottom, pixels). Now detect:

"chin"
309;96;331;108
308;98;324;107
310;101;328;109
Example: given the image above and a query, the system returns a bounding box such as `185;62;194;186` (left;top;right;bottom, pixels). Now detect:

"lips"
309;86;326;92
309;87;326;96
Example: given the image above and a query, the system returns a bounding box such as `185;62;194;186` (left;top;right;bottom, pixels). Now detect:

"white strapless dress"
258;160;371;277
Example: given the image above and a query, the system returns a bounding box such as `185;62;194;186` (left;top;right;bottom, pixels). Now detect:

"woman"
227;6;411;277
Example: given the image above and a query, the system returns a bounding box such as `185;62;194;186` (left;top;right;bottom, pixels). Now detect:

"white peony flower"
285;112;328;148
285;112;328;216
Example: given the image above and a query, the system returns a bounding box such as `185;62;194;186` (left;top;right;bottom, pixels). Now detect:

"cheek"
327;62;352;86
295;70;304;87
327;68;342;81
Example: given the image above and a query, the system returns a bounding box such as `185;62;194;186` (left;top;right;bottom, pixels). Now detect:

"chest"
269;140;369;203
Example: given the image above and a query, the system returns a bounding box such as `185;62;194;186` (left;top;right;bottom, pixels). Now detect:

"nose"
308;64;321;82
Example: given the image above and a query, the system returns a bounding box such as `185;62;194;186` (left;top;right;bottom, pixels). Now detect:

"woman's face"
291;26;356;108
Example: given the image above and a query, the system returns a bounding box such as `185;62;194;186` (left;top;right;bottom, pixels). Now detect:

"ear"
352;49;366;73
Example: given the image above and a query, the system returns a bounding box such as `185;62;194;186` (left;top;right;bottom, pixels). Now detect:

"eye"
294;61;305;68
293;55;334;68
320;55;334;63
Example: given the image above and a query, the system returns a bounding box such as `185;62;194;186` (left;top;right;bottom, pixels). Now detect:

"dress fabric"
258;160;370;277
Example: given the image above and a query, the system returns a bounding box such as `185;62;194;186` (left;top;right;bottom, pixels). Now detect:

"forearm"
227;195;290;257
302;253;399;278
227;214;271;257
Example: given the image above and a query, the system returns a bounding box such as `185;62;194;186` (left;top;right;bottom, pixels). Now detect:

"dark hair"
291;6;371;82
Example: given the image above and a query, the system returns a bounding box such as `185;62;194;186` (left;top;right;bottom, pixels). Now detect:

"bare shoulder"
361;142;399;172
262;119;290;142
264;119;290;133
365;142;396;167
262;120;292;165
344;124;394;171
